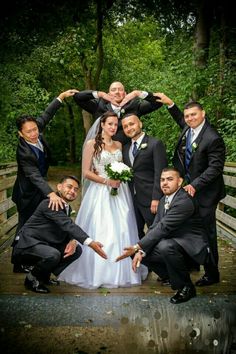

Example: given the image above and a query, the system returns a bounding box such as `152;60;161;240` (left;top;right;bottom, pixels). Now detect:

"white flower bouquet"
105;161;133;196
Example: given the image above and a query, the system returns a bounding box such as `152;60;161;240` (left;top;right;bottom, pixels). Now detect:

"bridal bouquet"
105;161;133;196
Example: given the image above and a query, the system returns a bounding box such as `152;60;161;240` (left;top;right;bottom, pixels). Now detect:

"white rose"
110;161;130;173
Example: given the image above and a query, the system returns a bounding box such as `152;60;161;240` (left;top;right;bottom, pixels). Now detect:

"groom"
122;113;168;239
12;175;107;293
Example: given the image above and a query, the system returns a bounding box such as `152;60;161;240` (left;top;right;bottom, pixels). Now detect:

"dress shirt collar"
164;189;178;205
190;119;205;140
132;132;145;148
27;139;44;151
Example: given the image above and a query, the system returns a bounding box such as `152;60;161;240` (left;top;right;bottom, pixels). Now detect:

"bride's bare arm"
82;140;120;188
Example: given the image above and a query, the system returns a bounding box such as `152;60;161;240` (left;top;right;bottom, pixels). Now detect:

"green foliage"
0;2;235;164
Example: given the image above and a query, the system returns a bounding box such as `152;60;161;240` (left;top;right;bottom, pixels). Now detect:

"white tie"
164;197;170;213
65;205;70;216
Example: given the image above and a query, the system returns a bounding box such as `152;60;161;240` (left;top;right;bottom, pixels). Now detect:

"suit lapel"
188;121;208;165
193;120;208;145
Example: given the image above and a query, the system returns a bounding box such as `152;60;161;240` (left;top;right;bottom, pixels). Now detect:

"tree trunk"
82;110;93;136
65;100;76;163
194;0;212;68
192;0;213;99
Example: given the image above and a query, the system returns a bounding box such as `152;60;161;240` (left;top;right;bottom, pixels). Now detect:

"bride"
58;111;148;288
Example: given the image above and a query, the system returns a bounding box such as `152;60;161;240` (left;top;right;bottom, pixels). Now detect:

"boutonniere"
121;109;125;114
70;210;76;216
191;142;198;152
164;202;170;211
139;143;148;150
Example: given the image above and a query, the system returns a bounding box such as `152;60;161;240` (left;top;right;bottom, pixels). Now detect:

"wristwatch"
133;244;140;253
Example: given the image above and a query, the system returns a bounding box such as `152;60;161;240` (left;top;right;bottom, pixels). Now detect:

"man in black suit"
116;168;208;304
74;81;162;144
11;89;78;272
12;176;107;294
122;113;168;238
155;93;226;286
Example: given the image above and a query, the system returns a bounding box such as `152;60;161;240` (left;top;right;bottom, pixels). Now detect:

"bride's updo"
94;111;118;157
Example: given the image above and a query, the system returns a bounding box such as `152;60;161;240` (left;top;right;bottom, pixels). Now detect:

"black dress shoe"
170;285;196;304
24;277;50;294
195;274;220;287
13;264;34;273
156;277;171;286
161;279;171;286
45;278;60;286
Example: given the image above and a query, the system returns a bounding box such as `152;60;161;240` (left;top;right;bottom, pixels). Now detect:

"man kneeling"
12;175;107;293
116;167;209;304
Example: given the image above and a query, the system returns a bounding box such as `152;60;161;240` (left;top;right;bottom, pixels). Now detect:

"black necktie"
132;141;138;157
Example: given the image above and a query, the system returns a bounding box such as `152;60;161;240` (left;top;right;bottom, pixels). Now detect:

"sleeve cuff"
56;97;62;103
92;91;99;99
167;102;175;109
139;91;148;99
139;249;146;257
83;237;93;246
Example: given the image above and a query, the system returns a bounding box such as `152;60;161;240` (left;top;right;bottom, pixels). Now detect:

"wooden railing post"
0;162;18;251
216;162;236;246
0;174;7;223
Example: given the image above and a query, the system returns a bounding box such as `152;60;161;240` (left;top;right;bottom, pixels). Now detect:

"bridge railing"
0;162;18;251
0;162;236;251
216;162;236;246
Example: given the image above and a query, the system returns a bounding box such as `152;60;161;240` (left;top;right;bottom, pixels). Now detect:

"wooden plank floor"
1;166;235;297
0;237;235;296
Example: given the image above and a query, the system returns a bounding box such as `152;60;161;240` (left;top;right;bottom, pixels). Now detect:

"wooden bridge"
0;162;236;354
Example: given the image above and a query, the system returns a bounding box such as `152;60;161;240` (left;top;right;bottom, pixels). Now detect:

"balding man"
74;82;162;144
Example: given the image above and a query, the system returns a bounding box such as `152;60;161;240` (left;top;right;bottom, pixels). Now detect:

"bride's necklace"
104;140;113;146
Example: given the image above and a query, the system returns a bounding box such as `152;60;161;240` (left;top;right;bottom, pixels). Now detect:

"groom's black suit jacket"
122;134;168;207
15;199;89;251
74;91;162;144
139;188;208;264
169;104;226;208
12;98;63;214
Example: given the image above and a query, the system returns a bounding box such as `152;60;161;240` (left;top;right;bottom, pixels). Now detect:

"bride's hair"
94;111;118;157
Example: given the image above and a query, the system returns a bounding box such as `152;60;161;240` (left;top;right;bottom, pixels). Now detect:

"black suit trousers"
198;204;219;275
12;243;82;281
133;195;155;239
142;239;194;290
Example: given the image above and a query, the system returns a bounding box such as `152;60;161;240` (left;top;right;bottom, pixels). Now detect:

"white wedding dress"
58;149;148;289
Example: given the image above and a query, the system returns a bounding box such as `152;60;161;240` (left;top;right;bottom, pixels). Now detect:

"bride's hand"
107;179;121;188
89;241;108;259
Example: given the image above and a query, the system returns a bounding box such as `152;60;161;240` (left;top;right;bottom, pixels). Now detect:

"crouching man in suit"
116;167;209;304
12;175;107;294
